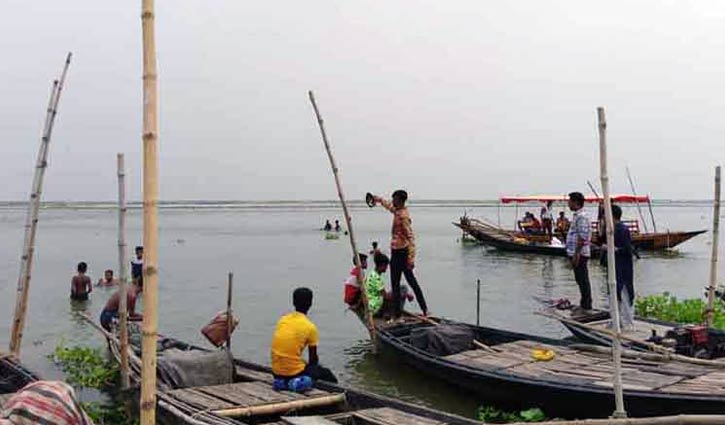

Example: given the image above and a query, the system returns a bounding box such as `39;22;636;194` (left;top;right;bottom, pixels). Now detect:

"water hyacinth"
635;292;725;329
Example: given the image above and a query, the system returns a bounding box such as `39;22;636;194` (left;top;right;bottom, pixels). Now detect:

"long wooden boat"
454;218;575;257
0;356;39;406
369;316;725;419
544;307;725;359
89;321;480;425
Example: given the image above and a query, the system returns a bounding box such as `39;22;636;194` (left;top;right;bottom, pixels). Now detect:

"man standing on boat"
611;204;635;329
370;190;428;318
567;192;592;312
541;201;554;238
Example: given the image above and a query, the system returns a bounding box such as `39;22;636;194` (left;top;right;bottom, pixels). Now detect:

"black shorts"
70;292;89;301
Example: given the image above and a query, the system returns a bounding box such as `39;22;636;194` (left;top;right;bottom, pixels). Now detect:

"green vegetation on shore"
635;293;725;328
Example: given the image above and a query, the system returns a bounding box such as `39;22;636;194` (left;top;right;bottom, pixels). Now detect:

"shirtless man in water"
97;269;119;287
99;278;143;331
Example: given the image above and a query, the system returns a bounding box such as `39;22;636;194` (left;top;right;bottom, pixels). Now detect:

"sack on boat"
201;311;240;347
410;324;475;356
157;349;234;389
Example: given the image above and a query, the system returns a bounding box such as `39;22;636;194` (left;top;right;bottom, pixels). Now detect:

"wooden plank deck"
353;407;448;425
443;337;717;394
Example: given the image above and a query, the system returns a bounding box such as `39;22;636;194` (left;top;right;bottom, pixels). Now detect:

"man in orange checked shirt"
371;190;428;319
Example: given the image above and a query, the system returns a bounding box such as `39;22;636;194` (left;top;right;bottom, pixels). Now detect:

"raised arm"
373;195;395;213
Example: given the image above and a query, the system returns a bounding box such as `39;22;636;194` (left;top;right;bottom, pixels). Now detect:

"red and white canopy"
500;194;650;204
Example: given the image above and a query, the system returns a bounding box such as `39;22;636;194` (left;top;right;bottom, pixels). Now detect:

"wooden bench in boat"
165;381;345;418
443;339;725;394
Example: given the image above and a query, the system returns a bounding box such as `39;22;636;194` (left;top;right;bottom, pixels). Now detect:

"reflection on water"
0;204;716;419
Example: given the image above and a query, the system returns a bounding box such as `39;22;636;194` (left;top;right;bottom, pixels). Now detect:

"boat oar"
535;310;725;369
405;312;499;353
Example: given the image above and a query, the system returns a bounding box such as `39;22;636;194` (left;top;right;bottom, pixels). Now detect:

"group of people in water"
270;189;429;391
323;219;342;232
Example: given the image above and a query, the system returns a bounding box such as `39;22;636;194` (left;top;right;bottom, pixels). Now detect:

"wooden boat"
544;307;725;359
368;315;725;419
89;321;480;425
458;194;705;255
0;356;39;406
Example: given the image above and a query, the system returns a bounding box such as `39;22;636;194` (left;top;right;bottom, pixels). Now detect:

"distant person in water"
371;190;428;318
131;246;143;281
70;262;92;301
271;287;337;391
334;220;341;232
97;269;119;287
99;277;144;332
323;220;332;231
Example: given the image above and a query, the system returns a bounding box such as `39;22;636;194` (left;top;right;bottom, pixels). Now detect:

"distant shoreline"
0;199;718;211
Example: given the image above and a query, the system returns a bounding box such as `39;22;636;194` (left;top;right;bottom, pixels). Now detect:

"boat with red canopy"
454;194;705;255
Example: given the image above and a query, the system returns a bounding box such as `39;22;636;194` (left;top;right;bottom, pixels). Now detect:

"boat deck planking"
441;338;725;395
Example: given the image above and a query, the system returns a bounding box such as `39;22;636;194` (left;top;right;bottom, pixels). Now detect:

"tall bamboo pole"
625;166;649;233
9;52;72;357
706;166;721;327
226;272;233;350
597;106;627;418
308;91;377;348
140;0;160;423
117;153;130;389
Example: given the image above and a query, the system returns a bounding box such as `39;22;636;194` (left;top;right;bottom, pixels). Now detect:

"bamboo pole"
140;0;160;423
308;91;377;348
226;272;233;350
647;199;658;233
212;394;346;418
625;166;649;233
597;106;627;418
117;153;130;389
9;52;72;358
706;166;721;327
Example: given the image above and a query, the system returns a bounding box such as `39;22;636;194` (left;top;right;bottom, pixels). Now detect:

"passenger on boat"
541;201;554;237
271;287;337;392
344;253;368;307
96;269;119;287
519;212;542;234
567;192;593;312
131;246;143;281
370;190;429;318
70;262;92;301
555;211;570;234
0;381;93;425
365;253;388;317
612;204;635;329
323;219;332;231
99;277;144;332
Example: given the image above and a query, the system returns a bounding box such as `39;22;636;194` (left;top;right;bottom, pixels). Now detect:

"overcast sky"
1;1;723;201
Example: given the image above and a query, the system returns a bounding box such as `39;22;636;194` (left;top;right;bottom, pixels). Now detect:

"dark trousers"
391;248;428;317
573;257;592;310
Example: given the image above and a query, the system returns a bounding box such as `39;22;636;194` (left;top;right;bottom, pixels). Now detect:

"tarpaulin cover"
410;324;475;356
500;194;650;204
157;348;234;389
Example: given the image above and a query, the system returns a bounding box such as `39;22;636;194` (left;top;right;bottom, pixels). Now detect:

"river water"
0;201;718;418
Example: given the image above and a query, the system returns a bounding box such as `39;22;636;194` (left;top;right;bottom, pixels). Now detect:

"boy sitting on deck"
271;287;337;392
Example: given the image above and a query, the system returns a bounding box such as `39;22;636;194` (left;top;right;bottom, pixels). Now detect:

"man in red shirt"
371;190;428;319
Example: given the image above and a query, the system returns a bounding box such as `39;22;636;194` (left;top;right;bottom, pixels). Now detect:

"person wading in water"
70;262;92;301
370;190;428;319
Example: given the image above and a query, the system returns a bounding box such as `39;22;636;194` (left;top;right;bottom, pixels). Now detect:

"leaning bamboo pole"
140;0;160;423
9;52;72;357
597;106;627;418
308;91;377;348
706;166;721;327
117;153;130;389
625;166;649;233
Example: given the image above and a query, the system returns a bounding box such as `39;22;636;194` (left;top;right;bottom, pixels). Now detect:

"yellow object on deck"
531;347;555;361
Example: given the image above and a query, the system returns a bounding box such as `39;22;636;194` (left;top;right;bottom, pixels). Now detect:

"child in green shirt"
365;253;389;316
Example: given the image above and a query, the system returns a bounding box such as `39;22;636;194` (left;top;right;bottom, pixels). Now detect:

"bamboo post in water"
9;52;72;357
226;272;233;350
706;166;721;327
308;91;377;348
117;153;130;389
597;106;627;418
140;0;160;423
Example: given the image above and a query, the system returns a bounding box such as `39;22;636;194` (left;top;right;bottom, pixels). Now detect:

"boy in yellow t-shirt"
271;287;337;388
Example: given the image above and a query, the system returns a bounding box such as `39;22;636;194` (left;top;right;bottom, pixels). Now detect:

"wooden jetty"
365;315;725;419
86;317;480;425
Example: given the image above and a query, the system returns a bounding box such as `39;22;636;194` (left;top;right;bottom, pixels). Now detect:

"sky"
1;0;724;201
